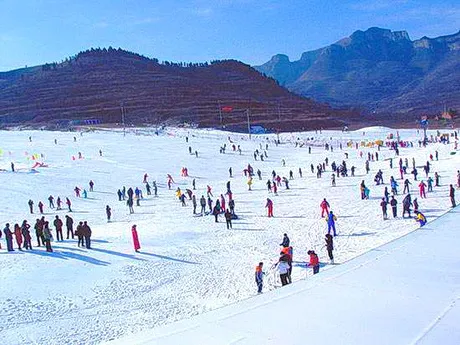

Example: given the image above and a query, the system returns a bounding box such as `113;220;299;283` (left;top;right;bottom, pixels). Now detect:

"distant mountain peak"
350;27;410;41
254;27;459;117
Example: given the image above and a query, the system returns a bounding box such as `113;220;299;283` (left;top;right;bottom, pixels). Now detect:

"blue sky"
0;0;459;71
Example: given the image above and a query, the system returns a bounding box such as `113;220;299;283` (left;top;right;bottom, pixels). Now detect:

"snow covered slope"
105;208;460;345
0;127;458;344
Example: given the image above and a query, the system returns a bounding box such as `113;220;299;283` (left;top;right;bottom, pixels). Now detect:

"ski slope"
0;126;458;345
105;207;460;345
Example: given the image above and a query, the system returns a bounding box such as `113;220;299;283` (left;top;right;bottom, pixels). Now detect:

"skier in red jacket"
307;250;320;274
320;198;330;217
265;198;273;217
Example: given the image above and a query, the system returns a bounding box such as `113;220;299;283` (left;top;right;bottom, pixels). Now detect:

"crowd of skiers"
255;232;329;293
7;130;460;299
2;215;93;252
252;131;460;294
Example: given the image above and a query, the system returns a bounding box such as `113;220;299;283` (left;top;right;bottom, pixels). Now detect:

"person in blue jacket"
255;262;265;293
327;211;337;236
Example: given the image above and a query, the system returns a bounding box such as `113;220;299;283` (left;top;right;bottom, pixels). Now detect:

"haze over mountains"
0;49;350;130
255;27;460;117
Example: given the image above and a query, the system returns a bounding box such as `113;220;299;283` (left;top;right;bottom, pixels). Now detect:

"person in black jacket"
224;209;232;229
380;198;388;220
65;215;74;239
325;234;334;263
280;233;290;247
390;196;397;218
402;194;412;218
450;184;456;207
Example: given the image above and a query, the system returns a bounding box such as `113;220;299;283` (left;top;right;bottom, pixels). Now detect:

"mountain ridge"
0;48;351;130
255;27;460;116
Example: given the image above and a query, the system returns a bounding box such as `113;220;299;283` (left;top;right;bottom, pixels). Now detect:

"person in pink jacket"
418;181;427;199
131;225;141;252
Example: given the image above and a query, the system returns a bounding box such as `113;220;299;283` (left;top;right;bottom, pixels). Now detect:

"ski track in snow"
0;127;458;344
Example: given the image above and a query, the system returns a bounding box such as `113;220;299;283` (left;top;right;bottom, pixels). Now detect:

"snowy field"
0;126;458;345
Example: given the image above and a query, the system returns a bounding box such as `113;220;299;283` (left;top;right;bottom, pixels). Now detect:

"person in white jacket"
277;258;290;286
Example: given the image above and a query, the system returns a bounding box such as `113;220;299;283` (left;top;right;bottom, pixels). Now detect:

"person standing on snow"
65;215;74;239
54;215;64;241
14;224;23;250
390;196;398;218
56;197;63;210
89;180;94;192
380;198;388;220
307;250;320;274
326;211;337;236
403;179;411;193
28;199;34;214
127;198;134;214
255;262;265;293
277;256;290;286
224;209;233;229
199;195;206;214
34;219;43;247
280;247;293;283
212;205;220;223
145;182;151;196
131;225;141;252
21;220;32;250
419;181;427;198
325;234;334;263
105;205;112;222
48;195;55;208
82;221;92;249
207;196;213;213
280;233;290;248
427;177;434;192
192;195;197;214
74;186;81;197
152;181;158;196
320;198;330;218
402;194;412;218
4;223;14;251
43;222;53;252
265;198;274;217
450;184;456;207
66;197;72;212
384;187;390;204
75;222;84;247
220;194;226;213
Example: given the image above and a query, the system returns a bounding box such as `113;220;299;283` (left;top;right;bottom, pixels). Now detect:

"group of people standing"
2;215;93;253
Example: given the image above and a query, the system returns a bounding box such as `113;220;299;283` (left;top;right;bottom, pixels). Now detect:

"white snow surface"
0;127;458;345
105;208;460;345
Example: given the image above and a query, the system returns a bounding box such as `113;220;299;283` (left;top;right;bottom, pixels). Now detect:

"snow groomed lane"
107;208;460;345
